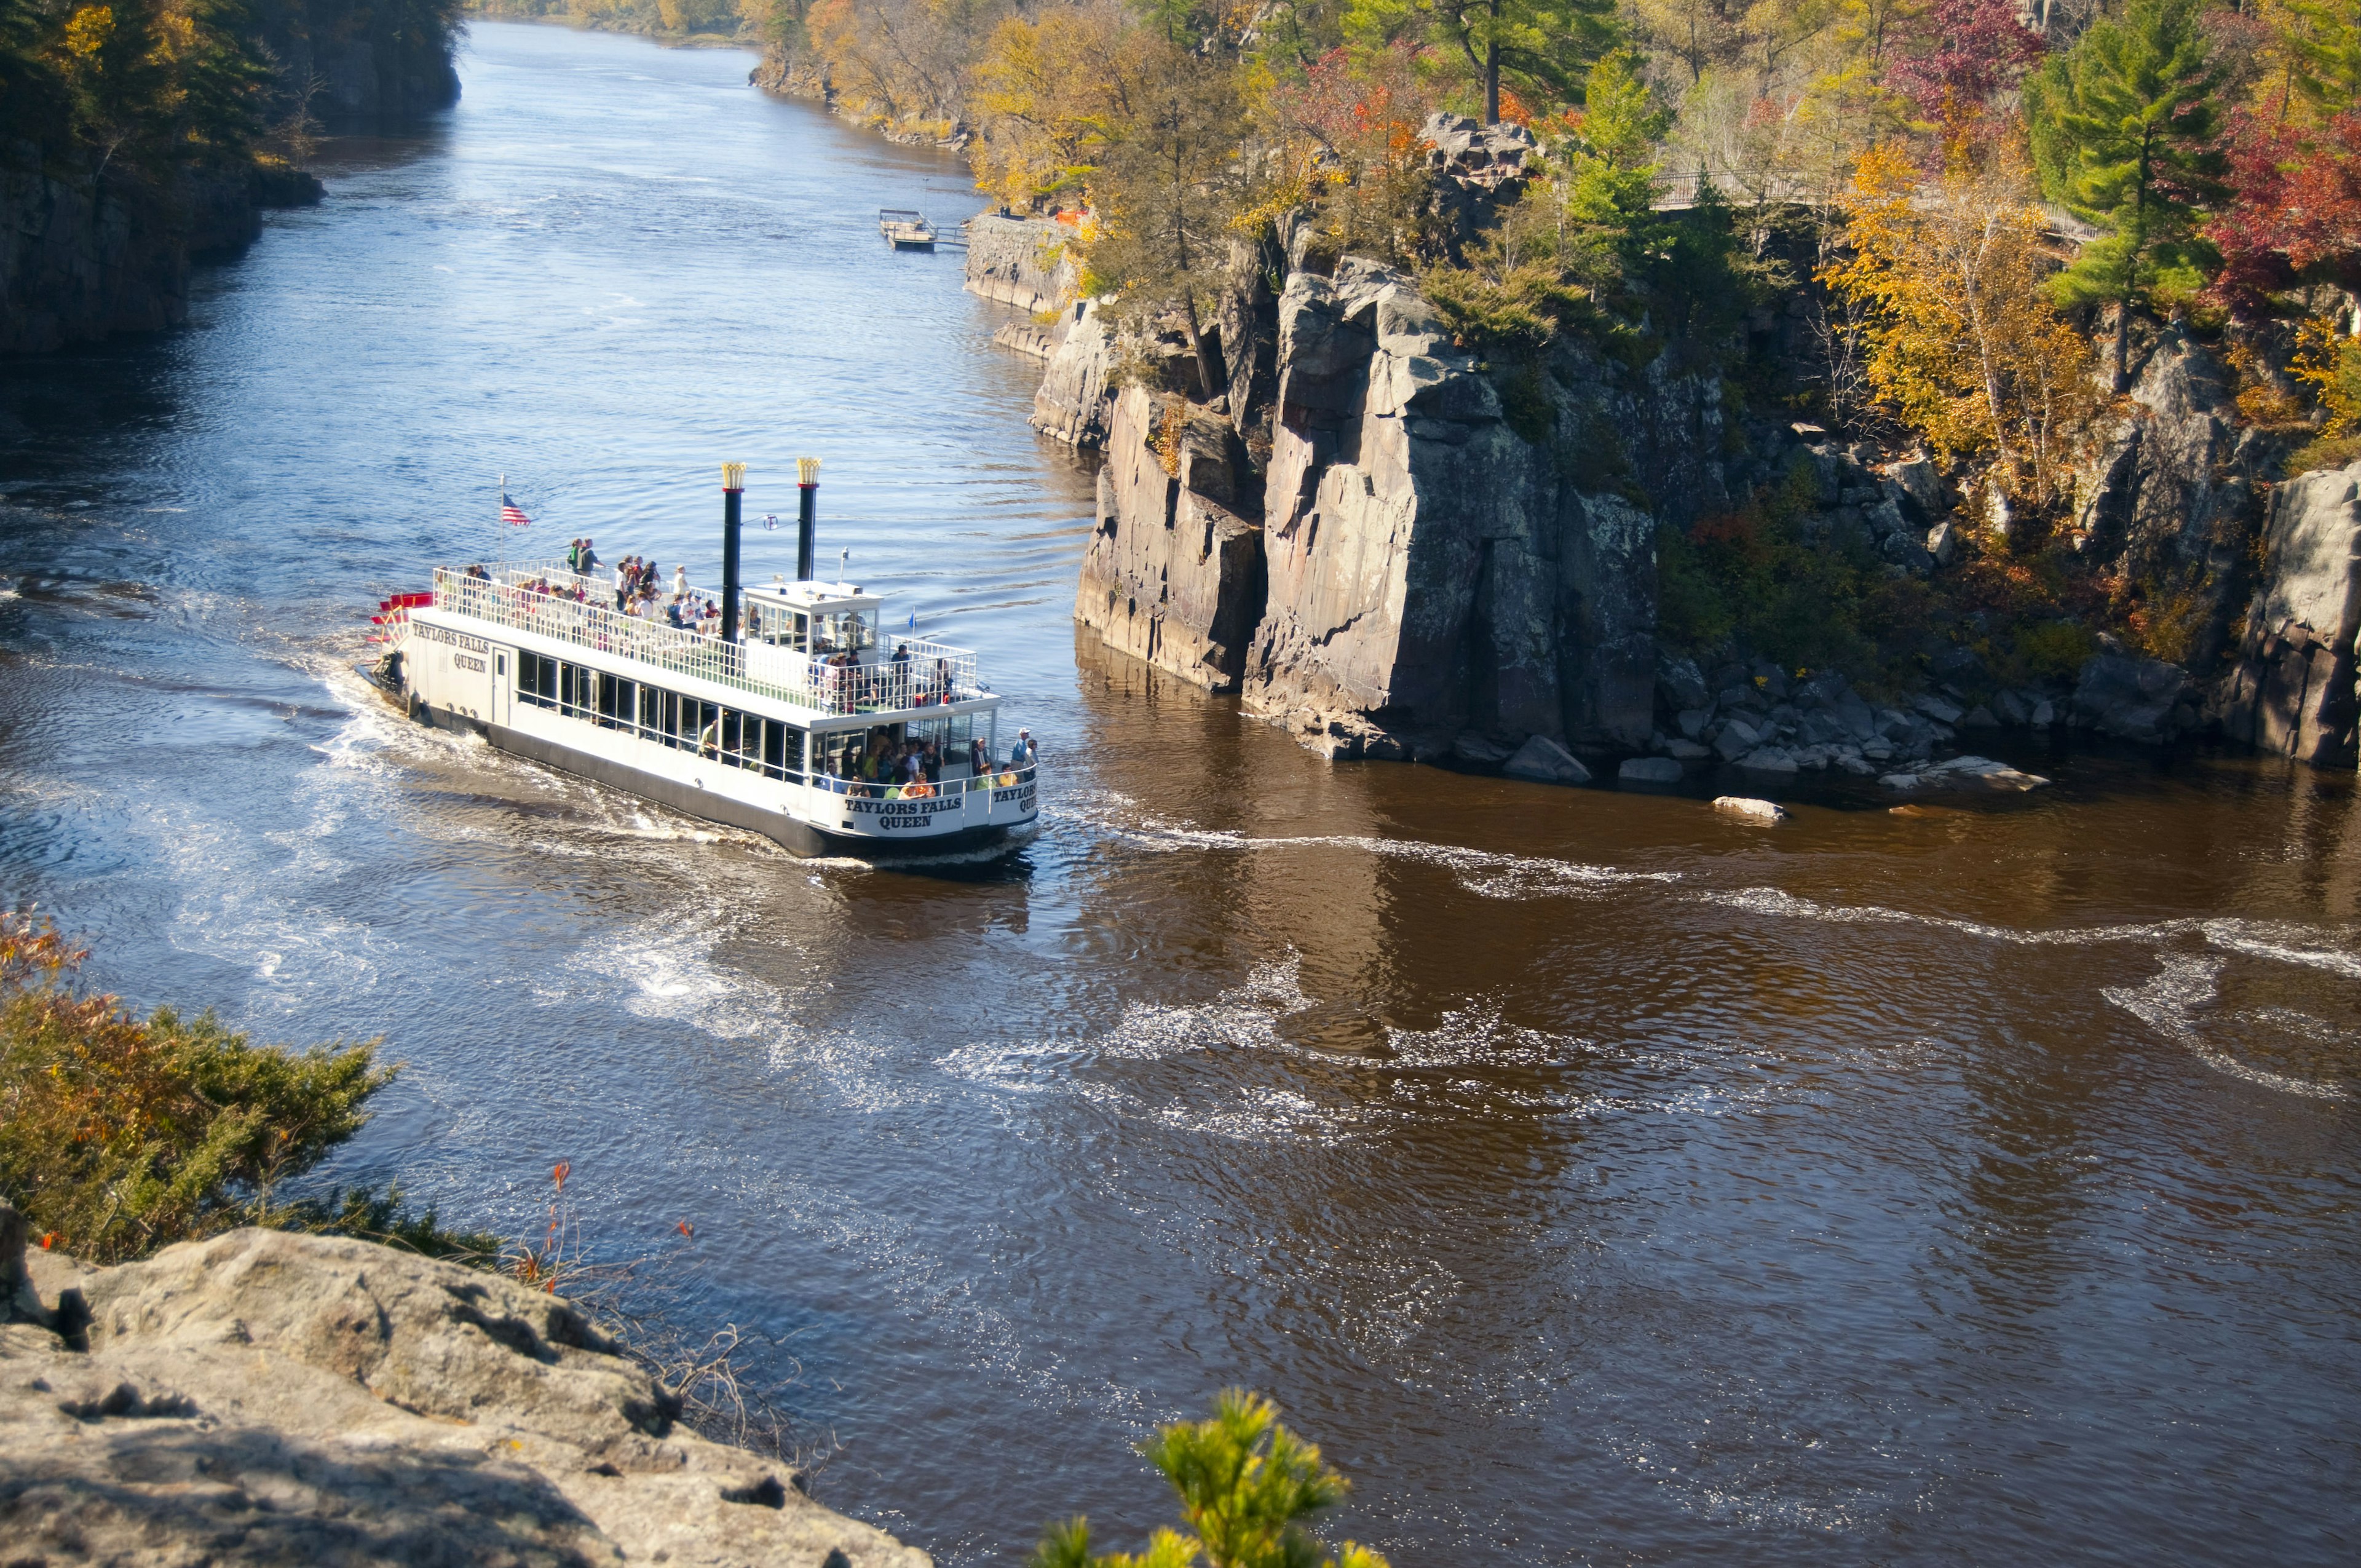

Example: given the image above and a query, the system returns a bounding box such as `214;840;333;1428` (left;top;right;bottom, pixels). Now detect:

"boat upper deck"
423;562;988;723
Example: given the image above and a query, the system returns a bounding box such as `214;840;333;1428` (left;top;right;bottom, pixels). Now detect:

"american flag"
500;491;532;528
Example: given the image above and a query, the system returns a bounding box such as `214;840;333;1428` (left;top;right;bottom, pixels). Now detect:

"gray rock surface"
1234;259;1666;759
2069;330;2272;670
1618;756;1683;784
2214;457;2361;767
1072;387;1265;691
2071;652;2195;744
0;1214;927;1568
1503;734;1592;784
962;214;1077;314
1878;755;2050;792
1032;299;1117;448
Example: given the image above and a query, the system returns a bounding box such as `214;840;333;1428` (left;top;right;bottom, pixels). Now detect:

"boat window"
598;673;633;729
516;651;559;707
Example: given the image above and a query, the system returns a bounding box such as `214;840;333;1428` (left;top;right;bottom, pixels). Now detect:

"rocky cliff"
1242;259;1667;760
1;154;323;355
964;214;1075;314
1;1208;927;1567
1062;256;1701;762
2215;457;2361;766
1074;386;1267;690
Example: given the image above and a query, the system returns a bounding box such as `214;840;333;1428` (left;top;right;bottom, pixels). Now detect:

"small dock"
879;208;936;250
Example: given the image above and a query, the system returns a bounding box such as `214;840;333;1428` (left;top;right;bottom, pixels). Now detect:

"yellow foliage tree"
968;0;1147;209
1821;141;2104;508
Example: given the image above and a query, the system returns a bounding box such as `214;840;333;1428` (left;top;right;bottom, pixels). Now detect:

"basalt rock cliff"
3;2;458;356
2215;457;2361;766
0;1208;927;1567
976;173;2356;777
1042;252;1708;762
1;154;323;355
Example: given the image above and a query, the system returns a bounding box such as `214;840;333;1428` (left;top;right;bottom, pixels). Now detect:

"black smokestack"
796;457;820;582
720;462;745;644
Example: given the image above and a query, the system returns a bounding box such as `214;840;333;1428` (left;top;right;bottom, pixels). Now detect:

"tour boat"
366;462;1039;858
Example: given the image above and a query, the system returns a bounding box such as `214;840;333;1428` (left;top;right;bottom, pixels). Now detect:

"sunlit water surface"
2;24;2356;1566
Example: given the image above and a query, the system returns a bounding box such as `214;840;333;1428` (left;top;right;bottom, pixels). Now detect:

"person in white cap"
1009;727;1035;767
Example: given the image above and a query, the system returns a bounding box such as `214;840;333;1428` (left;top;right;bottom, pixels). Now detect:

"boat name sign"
414;624;491;654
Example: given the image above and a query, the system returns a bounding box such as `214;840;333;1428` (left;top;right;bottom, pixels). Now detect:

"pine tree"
1345;0;1618;125
1029;1390;1386;1568
2285;0;2361;116
2026;0;2227;390
1084;36;1246;403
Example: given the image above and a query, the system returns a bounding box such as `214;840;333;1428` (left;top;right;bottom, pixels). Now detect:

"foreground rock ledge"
0;1218;928;1568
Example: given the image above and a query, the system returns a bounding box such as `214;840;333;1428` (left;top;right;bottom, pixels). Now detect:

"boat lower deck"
409;694;1035;858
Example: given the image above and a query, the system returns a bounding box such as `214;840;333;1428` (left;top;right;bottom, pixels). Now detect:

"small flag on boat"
500;491;532;528
906;609;917;630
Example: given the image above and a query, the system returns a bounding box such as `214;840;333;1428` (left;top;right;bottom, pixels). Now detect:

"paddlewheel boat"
366;462;1038;858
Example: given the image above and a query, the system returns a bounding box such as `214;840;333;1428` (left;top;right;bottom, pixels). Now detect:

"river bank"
963;215;2361;793
1;25;2355;1567
2;1211;927;1567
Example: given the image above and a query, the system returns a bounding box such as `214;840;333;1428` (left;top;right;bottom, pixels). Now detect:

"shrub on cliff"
0;912;488;1265
1030;1389;1387;1568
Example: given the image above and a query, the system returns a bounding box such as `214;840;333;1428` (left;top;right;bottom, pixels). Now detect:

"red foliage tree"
2207;106;2361;317
1889;0;2047;126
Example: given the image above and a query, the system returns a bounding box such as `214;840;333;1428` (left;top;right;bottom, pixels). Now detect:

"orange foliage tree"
1821;141;2103;510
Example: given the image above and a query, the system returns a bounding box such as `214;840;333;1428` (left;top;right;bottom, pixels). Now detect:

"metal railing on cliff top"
429;566;982;719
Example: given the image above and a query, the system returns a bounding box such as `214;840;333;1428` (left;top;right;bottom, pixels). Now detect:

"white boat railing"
428;567;983;717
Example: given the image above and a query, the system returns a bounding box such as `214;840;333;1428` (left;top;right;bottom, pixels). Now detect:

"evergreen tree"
2284;0;2361;116
2026;0;2227;390
1085;35;1244;402
1346;0;1618;124
1029;1390;1386;1568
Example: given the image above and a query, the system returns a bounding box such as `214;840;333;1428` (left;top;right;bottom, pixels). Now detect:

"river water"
2;23;2357;1564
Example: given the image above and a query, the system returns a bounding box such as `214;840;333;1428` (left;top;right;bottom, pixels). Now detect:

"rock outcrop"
2070;330;2273;667
2;155;324;355
0;1211;927;1568
963;214;1077;314
2215;457;2361;767
1074;386;1266;691
1031;299;1118;448
1238;259;1663;760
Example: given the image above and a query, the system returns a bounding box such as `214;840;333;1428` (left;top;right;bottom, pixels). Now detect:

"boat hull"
398;687;1030;861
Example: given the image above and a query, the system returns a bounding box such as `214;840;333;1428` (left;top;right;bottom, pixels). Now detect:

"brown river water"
1;24;2355;1565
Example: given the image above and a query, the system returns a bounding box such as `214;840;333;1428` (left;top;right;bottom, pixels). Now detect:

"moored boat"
368;462;1039;858
878;208;936;250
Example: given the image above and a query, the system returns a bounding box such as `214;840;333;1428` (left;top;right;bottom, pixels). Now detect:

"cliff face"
2215;458;2361;766
256;4;464;125
1;1213;928;1568
3;1;456;356
1066;256;1683;762
1244;260;1663;759
1074;386;1267;691
1;154;323;355
964;213;1075;313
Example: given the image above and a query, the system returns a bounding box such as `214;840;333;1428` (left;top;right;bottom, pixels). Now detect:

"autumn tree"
1030;1390;1388;1568
970;0;1148;209
1823;143;2104;508
1083;33;1245;401
2207;108;2361;317
1345;0;1618;123
1262;40;1442;265
2026;0;2226;390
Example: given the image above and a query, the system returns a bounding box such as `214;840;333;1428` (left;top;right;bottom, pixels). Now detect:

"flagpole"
496;472;507;580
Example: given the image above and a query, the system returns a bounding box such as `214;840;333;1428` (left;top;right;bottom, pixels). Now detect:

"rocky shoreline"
1;1204;926;1567
960;132;2361;791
